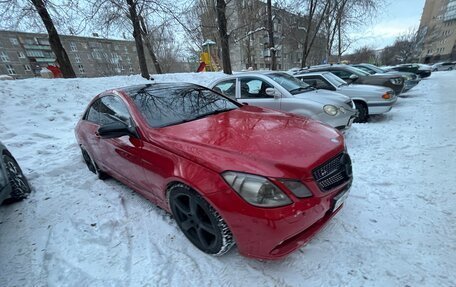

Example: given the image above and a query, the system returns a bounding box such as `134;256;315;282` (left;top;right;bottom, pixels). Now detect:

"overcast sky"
349;0;426;51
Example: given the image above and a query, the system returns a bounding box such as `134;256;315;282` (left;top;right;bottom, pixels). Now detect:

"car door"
95;95;148;189
238;77;280;110
212;79;237;100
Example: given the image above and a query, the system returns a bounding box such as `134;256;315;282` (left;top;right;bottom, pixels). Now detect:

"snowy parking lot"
0;71;455;287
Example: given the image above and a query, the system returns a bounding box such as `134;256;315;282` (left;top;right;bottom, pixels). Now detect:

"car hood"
292;89;351;106
149;105;344;179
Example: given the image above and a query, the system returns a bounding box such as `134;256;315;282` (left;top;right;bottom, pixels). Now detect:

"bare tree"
125;0;150;79
266;0;277;70
139;16;163;74
216;0;232;74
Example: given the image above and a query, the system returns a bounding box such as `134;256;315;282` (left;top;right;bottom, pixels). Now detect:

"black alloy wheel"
168;184;234;256
2;153;31;201
354;101;368;123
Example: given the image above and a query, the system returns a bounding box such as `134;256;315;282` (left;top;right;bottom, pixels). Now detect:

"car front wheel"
2;153;31;201
168;184;235;256
354;101;368;123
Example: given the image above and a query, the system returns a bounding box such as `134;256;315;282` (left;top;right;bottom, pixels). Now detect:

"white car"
209;71;357;130
295;72;397;122
431;62;455;71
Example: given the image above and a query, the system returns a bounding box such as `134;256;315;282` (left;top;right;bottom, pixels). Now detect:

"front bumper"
367;96;398;115
315;108;357;130
402;80;420;93
208;173;352;260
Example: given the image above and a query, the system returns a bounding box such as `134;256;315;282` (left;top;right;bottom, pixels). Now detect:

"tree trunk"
126;0;150;80
31;0;76;78
139;18;163;74
216;0;232;74
267;0;277;70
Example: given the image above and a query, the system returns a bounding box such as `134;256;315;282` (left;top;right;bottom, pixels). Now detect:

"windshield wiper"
187;108;237;121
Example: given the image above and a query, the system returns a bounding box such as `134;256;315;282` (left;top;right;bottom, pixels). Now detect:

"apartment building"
198;0;325;71
417;0;456;62
0;30;155;78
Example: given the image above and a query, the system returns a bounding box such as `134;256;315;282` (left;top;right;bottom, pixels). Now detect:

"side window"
331;70;352;80
84;99;100;123
300;77;333;90
98;95;131;125
214;80;236;99
239;78;273;99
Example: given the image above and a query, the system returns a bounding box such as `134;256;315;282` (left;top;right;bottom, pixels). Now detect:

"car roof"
118;82;202;96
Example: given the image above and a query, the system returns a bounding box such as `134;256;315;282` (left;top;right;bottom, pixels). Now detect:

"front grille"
313;153;352;191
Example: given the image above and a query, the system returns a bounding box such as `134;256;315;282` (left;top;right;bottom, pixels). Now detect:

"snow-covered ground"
0;71;455;287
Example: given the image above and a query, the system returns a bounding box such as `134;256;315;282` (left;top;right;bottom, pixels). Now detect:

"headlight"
278;179;312;198
222;172;292;207
390;78;403;85
323;105;338;116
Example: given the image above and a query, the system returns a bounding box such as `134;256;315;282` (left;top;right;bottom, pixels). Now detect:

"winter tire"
354;101;368;123
80;147;109;180
2;153;31;201
168;184;235;256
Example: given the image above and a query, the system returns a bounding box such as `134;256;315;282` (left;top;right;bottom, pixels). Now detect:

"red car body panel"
75;87;352;259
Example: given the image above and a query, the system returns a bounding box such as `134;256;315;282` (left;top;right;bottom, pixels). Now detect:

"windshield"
363;64;385;73
266;72;313;95
324;72;348;87
130;85;239;128
346;66;371;76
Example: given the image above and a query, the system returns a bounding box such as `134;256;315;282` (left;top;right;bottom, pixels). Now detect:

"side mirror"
349;74;358;80
98;121;136;139
265;87;281;99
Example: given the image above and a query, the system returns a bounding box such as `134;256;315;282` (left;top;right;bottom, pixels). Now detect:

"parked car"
431;62;455;71
295;72;397;122
209;71;357;130
295;64;405;95
75;82;353;260
352;63;420;92
387;64;432;78
0;142;31;204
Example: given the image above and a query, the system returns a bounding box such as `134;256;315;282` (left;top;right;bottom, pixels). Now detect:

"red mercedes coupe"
75;83;353;260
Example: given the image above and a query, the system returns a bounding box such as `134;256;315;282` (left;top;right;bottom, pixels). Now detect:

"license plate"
333;188;350;211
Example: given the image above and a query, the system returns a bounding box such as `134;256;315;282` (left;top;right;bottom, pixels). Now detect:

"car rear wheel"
168;184;235;256
354;101;368;123
80;147;109;180
2;153;31;201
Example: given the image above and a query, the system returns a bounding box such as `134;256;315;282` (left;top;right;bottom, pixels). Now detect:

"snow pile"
0;71;455;286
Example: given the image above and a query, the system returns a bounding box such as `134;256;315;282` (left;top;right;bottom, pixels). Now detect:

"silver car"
295;72;397;122
209;71;357;130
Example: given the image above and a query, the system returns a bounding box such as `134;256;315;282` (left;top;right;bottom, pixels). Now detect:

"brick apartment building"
0;30;158;78
417;0;456;62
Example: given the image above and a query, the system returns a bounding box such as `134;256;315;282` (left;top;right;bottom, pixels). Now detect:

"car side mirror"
265;87;281;99
349;74;358;80
98;121;136;139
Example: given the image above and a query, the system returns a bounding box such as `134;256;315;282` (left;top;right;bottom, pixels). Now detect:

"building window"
0;51;10;62
70;42;77;51
6;64;16;75
114;45;119;50
129;65;133;72
75;54;81;63
78;64;85;73
24;64;32;71
17;51;25;58
26;50;44;57
124;46;128;53
10;38;19;45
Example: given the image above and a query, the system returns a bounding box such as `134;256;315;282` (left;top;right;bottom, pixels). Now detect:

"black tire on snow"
2;153;31;202
168;184;235;256
80;147;108;180
354;101;369;123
